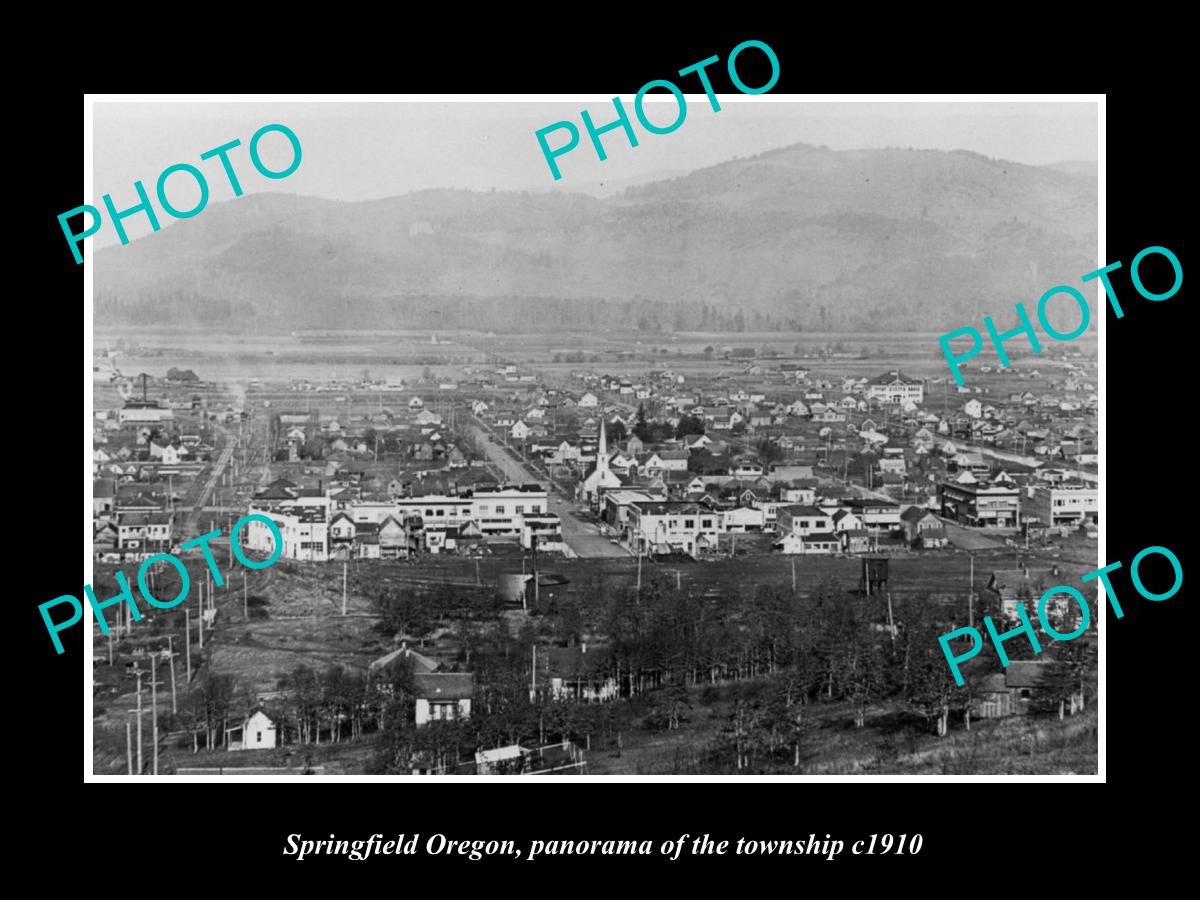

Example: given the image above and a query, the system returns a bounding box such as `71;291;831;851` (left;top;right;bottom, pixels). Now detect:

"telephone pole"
244;570;249;619
184;609;192;682
530;645;537;702
342;560;348;616
886;591;897;650
126;721;133;776
166;638;178;714
133;668;145;775
150;656;161;775
968;552;975;626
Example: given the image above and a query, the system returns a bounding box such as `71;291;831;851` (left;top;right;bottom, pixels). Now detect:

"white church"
577;419;622;506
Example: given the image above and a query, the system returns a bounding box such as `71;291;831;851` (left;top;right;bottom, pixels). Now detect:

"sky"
90;99;1099;247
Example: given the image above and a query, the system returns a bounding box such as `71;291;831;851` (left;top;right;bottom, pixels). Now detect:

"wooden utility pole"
150;656;161;775
968;553;975;627
198;593;204;650
886;591;897;649
530;645;537;701
107;628;113;666
184;609;192;682
126;721;133;776
531;535;539;607
342;561;347;617
135;668;145;775
244;570;249;619
164;639;179;715
791;559;797;595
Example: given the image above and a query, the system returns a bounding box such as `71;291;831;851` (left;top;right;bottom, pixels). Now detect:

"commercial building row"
240;481;559;561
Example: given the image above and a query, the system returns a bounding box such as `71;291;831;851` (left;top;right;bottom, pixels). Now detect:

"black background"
22;21;1188;885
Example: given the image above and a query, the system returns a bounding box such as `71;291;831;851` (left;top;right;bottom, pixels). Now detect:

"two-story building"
627;501;722;556
939;474;1020;528
866;371;924;405
776;505;834;537
1025;484;1098;528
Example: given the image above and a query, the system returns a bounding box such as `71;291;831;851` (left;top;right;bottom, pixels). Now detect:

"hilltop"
95;143;1097;334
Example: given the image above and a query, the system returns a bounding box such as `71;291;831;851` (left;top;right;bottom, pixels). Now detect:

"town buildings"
627;501;722;556
938;472;1021;528
866;370;924;405
243;480;557;561
1024;484;1098;528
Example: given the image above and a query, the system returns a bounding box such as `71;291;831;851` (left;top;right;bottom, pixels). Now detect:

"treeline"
163;573;1089;773
171;663;422;752
93;288;859;334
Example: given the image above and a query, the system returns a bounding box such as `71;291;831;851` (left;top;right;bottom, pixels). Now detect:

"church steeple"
597;417;608;473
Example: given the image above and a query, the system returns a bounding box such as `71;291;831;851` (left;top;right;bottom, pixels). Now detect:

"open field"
95;326;1095;390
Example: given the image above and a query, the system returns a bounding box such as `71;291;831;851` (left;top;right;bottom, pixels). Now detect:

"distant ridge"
1042;160;1097;178
95;142;1098;334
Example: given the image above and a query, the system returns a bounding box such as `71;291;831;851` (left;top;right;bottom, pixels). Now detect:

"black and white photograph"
82;95;1103;780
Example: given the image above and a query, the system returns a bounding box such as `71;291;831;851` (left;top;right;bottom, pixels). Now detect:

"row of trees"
173;663;422;752
167;567;1088;768
552;574;1088;737
629;404;706;444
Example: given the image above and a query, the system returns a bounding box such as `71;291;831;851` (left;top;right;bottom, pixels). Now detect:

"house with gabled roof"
537;644;617;703
414;673;474;725
900;506;947;548
224;709;277;751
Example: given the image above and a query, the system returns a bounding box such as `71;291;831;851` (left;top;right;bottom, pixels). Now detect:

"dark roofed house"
539;644;618;702
254;482;300;502
369;644;474;727
93;478;117;517
839;528;871;554
976;660;1056;719
414;672;474;726
900;506;948;548
986;567;1062;619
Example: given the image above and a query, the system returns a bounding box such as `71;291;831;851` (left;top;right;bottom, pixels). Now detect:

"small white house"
414;673;474;726
226;710;277;751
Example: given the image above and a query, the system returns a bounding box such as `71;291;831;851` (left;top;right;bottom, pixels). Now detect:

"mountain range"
94;143;1098;334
